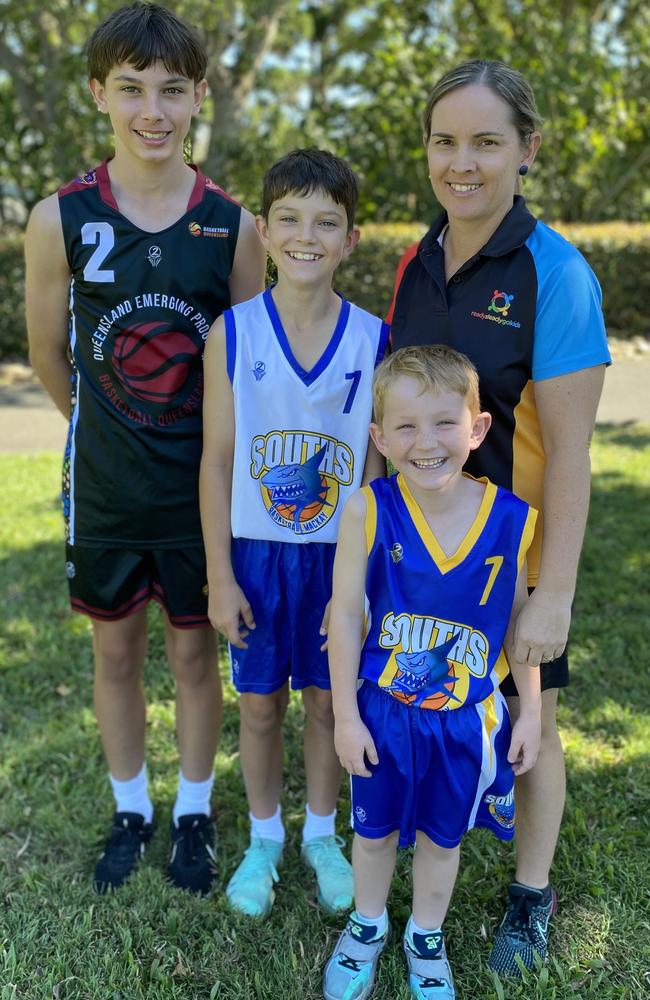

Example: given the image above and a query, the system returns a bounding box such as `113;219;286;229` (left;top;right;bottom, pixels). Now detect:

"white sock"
407;915;442;937
353;908;388;936
250;806;285;843
109;763;153;823
302;803;336;843
172;770;214;824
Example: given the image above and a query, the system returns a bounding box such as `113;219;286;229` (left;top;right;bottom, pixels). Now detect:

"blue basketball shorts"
229;537;336;693
350;681;516;849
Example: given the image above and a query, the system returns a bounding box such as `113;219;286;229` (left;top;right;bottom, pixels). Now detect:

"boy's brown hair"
261;148;359;230
373;345;481;423
87;2;207;83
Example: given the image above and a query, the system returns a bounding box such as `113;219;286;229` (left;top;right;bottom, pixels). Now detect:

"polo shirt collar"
420;196;537;260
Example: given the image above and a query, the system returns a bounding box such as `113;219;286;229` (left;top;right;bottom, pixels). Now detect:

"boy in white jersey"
323;346;541;1000
200;149;389;917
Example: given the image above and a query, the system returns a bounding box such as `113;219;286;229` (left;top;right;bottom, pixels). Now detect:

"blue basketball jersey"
359;474;537;710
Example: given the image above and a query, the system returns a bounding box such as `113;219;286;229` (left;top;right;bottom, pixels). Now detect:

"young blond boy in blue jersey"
200;149;389;918
323;346;541;1000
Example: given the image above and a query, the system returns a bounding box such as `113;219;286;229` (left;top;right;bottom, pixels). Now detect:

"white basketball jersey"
228;288;389;543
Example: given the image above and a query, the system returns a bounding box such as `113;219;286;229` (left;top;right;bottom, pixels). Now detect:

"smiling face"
256;189;360;288
370;376;491;499
89;60;206;165
424;83;540;232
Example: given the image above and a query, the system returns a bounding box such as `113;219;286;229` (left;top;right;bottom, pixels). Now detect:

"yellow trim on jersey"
361;485;377;555
517;506;538;573
396;474;497;574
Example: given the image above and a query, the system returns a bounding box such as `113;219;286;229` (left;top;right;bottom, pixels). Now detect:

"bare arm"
329;492;379;776
505;566;541;775
25;195;72;418
199;317;254;648
228;208;266;306
512;365;606;665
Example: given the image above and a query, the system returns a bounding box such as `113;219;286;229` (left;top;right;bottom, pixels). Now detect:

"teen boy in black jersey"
25;2;265;894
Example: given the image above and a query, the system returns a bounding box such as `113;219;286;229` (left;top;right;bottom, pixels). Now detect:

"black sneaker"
167;813;217;894
488;882;557;975
93;811;154;894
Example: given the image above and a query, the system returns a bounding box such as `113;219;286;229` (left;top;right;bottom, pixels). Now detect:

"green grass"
1;426;649;1000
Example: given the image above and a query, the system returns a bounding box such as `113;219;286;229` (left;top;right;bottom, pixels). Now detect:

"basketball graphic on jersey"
259;444;339;534
112;321;198;404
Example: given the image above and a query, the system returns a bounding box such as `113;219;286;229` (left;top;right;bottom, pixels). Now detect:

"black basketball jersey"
58;161;241;548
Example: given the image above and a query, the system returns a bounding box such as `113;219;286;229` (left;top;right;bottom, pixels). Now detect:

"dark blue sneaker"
488;882;557;975
168;814;217;894
94;811;154;893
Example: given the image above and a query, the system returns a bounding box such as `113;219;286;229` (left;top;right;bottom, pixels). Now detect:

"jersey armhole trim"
361;485;376;555
224;309;236;384
376;322;391;366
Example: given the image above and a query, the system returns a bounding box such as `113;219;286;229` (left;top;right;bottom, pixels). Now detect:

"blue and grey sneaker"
323;913;389;1000
301;835;354;913
403;927;455;999
488;882;557;975
226;837;283;918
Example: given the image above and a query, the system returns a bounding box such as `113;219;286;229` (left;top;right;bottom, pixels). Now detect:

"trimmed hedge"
2;222;649;360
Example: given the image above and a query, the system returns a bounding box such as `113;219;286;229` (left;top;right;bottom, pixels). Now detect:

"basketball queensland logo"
250;431;354;535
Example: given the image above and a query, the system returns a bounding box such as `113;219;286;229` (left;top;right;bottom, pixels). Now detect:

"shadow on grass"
595;423;650;450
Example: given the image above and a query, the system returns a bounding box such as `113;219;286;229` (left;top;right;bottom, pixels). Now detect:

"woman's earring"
518;164;529;176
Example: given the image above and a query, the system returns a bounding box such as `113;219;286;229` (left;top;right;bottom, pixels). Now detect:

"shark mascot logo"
261;445;332;529
250;432;354;535
385;633;461;709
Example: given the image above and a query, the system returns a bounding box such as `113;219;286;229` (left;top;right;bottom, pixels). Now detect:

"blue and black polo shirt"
388;196;610;583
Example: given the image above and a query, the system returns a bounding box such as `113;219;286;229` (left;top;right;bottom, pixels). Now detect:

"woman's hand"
512;588;571;666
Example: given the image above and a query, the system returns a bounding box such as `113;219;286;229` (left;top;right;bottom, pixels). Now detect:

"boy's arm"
505;565;542;776
25;195;73;419
229;208;266;305
329;492;379;777
200;317;255;648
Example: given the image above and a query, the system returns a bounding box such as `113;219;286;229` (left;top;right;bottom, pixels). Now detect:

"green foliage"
0;229;27;360
0;0;648;223
3;222;650;360
1;427;649;997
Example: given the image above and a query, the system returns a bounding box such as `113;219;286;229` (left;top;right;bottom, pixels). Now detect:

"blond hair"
373;345;481;423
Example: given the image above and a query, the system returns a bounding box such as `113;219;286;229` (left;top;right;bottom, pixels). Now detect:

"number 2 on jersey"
479;555;504;605
343;370;362;413
82;222;115;283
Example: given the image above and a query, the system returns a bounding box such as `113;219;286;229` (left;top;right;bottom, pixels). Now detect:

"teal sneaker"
302;835;354;913
225;837;283;918
403;928;455;999
323;913;389;1000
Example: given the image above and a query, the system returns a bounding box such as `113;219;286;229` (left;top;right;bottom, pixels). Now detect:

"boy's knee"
168;634;217;688
94;646;143;685
355;831;398;855
240;690;287;736
302;686;334;728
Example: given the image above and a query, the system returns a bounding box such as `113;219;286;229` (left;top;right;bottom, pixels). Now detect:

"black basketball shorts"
65;543;210;629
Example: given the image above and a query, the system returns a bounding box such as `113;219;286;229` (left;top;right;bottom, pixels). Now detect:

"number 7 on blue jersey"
343;370;362;413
